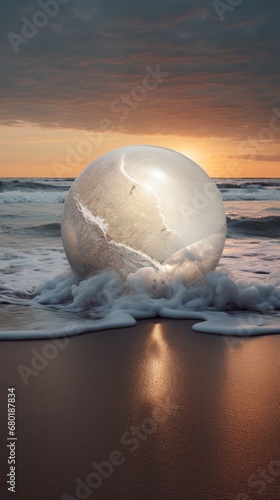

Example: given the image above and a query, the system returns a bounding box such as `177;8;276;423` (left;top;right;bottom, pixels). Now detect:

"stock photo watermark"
223;311;266;350
16;322;81;386
238;107;280;159
7;388;17;493
225;105;280;177
236;455;280;499
17;337;69;386
213;0;245;22
52;64;170;177
179;181;218;226
7;0;71;54
61;397;179;499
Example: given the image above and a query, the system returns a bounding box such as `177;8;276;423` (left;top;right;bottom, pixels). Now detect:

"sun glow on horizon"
0;124;279;179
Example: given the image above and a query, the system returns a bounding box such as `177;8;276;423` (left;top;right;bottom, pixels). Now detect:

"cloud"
0;0;280;139
229;154;280;162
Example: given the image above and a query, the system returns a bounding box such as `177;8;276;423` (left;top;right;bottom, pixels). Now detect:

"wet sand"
0;319;280;500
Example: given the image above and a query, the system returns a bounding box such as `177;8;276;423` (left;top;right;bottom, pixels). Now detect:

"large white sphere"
61;146;226;282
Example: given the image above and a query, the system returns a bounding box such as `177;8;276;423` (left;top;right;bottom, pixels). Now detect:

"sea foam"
1;265;280;339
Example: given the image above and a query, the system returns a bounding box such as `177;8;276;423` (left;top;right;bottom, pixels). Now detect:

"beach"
1;178;280;338
2;0;280;496
1;318;280;499
0;177;280;498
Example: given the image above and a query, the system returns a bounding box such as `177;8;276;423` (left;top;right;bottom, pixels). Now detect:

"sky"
0;0;280;178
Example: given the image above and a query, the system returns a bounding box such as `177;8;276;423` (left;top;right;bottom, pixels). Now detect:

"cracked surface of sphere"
61;146;227;282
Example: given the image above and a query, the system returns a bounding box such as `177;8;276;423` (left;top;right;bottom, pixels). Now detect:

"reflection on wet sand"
139;323;173;408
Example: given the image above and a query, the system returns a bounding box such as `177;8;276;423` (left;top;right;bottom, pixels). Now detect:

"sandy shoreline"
0;318;280;499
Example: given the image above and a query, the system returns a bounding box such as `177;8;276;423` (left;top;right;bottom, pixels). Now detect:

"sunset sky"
1;0;280;178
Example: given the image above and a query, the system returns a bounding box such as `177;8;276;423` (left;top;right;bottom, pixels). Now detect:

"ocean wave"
0;222;61;237
0;190;66;204
216;180;280;189
0;179;71;192
2;187;278;203
227;215;280;238
242;181;280;188
26;222;61;236
221;188;280;201
1;178;280;203
1;213;279;240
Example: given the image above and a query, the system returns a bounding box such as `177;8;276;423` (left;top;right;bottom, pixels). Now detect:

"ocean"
1;177;280;339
